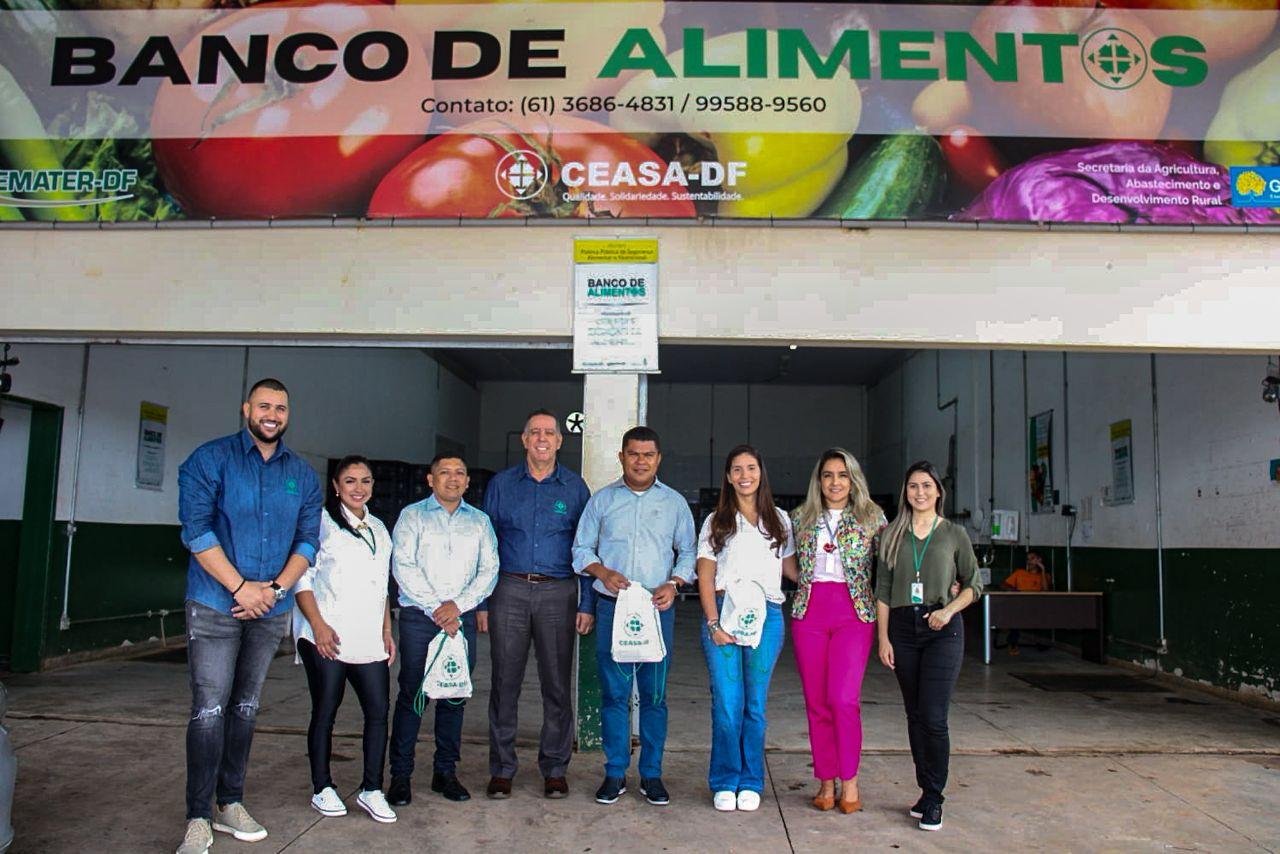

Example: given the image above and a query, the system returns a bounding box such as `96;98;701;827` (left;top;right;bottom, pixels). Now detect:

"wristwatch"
269;581;286;603
707;620;722;634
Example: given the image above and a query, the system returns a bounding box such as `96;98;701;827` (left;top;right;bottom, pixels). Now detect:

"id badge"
910;582;925;604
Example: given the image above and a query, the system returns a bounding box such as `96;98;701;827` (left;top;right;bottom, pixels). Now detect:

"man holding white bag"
573;426;697;808
387;454;499;807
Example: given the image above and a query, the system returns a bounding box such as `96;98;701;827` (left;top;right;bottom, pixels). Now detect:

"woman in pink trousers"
789;448;886;814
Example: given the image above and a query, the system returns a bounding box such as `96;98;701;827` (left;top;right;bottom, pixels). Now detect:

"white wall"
6;227;1280;351
865;349;1280;551
0;344;479;524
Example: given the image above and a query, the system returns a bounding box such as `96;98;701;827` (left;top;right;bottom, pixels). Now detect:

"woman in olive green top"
875;461;982;833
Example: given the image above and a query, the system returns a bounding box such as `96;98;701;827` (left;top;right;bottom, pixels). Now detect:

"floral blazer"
790;507;887;623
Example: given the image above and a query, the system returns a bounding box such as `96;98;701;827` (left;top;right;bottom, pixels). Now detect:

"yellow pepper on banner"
1204;46;1280;169
613;30;862;218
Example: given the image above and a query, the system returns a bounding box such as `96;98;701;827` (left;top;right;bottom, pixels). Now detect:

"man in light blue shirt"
573;426;696;808
387;454;499;808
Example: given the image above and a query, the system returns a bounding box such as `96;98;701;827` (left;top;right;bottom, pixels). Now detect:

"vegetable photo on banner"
1205;45;1280;172
366;115;696;218
611;29;863;218
150;0;430;219
954;141;1280;223
966;0;1172;140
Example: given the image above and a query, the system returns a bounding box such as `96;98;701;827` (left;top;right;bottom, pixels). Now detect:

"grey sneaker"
213;802;268;842
175;819;212;854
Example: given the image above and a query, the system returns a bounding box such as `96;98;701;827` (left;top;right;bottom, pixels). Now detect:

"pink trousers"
792;582;876;781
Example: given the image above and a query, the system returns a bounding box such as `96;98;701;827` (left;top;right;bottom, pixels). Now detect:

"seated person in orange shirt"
999;552;1051;655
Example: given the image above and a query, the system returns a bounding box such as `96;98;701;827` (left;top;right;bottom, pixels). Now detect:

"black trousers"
297;639;390;794
888;605;964;807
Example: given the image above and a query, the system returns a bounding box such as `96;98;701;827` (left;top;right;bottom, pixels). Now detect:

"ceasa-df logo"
493;150;747;200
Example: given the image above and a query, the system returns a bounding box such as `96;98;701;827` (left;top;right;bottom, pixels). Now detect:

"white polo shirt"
697;509;795;604
293;504;392;665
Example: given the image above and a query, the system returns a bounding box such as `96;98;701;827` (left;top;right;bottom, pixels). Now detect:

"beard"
247;418;287;445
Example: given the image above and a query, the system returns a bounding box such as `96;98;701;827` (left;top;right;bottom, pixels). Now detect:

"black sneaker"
594;776;626;805
909;797;925;819
386;775;412;807
919;802;943;831
639;777;670;806
431;772;471;802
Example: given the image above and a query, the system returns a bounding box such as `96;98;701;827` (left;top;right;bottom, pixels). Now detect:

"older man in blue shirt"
573;426;696;808
175;378;322;854
482;409;595;800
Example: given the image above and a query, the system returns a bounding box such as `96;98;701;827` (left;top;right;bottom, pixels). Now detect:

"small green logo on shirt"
285;478;299;495
553;500;568;515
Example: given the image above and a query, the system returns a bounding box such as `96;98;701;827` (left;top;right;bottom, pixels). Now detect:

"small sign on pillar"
572;237;660;374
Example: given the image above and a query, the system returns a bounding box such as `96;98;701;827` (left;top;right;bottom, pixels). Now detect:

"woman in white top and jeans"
293;455;398;823
697;445;798;813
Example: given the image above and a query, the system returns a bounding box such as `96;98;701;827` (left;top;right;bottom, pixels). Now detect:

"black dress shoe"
387;775;412;806
431;772;471;802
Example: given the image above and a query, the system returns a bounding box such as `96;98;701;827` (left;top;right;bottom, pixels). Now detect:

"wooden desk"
968;591;1105;664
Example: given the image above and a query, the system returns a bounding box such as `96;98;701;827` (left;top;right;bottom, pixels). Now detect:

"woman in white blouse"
293;455;398;823
696;445;798;813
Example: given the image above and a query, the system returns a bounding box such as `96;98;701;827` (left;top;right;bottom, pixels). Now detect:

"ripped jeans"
185;599;289;820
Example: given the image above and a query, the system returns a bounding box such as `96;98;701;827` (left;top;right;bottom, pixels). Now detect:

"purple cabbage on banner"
955;142;1278;225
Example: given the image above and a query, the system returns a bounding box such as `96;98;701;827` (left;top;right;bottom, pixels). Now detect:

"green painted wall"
0;519;20;661
991;544;1279;699
39;521;188;660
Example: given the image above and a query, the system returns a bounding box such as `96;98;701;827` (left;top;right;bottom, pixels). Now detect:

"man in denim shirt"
573;426;696;807
175;378;322;854
482;409;595;800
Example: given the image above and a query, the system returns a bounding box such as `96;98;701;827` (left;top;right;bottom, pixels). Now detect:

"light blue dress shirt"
392;495;499;615
572;478;697;595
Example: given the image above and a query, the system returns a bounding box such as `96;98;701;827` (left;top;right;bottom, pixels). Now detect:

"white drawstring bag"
720;577;768;648
611;584;666;664
419;630;473;703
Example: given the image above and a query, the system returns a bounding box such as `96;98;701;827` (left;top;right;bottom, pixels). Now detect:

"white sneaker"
212;802;268;842
737;790;761;812
311;786;347;817
713;790;737;812
175;818;212;854
357;789;398;823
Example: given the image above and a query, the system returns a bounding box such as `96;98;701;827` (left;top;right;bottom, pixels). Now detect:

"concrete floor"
4;599;1279;853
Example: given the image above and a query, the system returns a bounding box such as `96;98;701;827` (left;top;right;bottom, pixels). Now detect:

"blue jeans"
184;600;289;820
701;600;785;794
389;607;478;778
594;596;676;780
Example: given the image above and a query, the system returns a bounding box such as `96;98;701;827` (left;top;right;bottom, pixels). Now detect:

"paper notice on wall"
572;238;659;374
136;401;168;490
1109;419;1135;505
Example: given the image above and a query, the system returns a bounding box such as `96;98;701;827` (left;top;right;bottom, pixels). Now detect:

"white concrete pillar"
580;373;642;489
576;372;644;750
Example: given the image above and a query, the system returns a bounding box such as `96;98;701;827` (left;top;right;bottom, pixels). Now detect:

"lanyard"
821;510;840;544
910;517;939;583
352;525;376;556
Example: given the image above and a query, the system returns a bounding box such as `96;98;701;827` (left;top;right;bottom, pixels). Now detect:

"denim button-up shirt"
572;478;696;595
392;495;500;615
482;462;594;614
178;430;322;618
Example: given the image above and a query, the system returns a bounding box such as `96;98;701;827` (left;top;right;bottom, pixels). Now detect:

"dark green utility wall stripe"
991;544;1279;699
40;521;188;660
